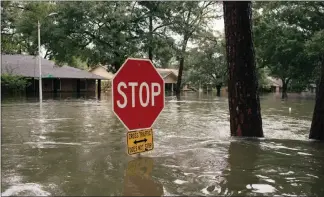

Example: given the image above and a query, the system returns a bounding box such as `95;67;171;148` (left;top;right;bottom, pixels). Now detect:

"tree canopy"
253;1;324;98
1;1;323;95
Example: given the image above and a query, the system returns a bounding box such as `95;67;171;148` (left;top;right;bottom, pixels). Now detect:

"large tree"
187;33;227;96
223;1;263;137
307;30;324;140
136;1;175;63
253;2;314;99
254;17;310;99
169;1;217;97
3;1;178;71
4;1;142;71
53;1;141;72
254;2;324;139
1;1;55;55
1;1;22;54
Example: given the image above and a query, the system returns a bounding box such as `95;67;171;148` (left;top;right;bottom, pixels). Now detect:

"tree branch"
83;30;113;48
152;21;174;32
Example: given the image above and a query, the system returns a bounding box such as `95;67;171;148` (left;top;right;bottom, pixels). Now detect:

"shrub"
1;74;31;93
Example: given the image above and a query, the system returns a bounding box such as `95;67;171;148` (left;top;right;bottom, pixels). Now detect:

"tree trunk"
175;37;189;97
112;54;123;73
216;84;222;97
309;60;324;140
112;61;121;73
315;78;320;100
175;57;184;98
223;1;263;137
148;12;153;61
281;79;288;99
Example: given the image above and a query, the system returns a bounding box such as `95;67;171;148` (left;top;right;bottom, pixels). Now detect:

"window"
80;80;86;90
54;79;61;91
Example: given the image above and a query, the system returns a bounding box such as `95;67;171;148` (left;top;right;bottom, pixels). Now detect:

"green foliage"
168;2;219;92
2;1;57;55
253;2;320;93
53;55;89;70
288;79;310;93
136;2;175;61
305;30;324;76
1;1;26;54
1;74;31;93
187;35;226;88
2;1;220;75
169;2;218;54
256;67;271;90
2;1;321;94
152;36;176;68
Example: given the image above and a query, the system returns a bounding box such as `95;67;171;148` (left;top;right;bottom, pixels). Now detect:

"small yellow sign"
127;129;153;155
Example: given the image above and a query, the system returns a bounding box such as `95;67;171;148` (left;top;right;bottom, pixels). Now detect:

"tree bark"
112;60;122;73
175;57;184;98
216;84;222;97
315;78;320;100
112;52;124;73
281;79;288;99
309;59;324;140
223;1;263;137
175;36;189;97
148;12;153;61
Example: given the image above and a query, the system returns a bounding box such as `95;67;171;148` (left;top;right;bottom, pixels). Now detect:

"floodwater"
2;92;324;196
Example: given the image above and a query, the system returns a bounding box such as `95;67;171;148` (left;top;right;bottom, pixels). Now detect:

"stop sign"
112;58;165;131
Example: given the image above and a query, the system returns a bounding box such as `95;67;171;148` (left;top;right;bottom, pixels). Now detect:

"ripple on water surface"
1;93;324;196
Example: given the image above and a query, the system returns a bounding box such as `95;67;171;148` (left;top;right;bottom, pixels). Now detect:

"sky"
213;18;225;34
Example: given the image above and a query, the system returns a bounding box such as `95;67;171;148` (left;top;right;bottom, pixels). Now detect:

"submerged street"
2;1;324;196
2;92;324;196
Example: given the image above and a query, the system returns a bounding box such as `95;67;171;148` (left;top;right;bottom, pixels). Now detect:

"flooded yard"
2;92;324;196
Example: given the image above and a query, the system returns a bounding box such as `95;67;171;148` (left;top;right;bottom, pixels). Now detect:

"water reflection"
123;157;163;196
218;139;324;196
219;139;266;196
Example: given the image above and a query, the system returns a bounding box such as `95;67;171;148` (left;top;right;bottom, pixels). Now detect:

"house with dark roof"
1;54;105;94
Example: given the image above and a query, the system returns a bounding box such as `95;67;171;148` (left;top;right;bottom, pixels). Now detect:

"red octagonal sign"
112;58;165;131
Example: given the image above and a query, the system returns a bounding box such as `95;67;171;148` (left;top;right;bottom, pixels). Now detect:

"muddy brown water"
1;92;324;196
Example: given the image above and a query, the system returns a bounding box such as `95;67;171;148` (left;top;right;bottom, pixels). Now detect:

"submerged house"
89;65;114;92
267;77;283;93
156;68;192;91
156;68;178;91
87;66;182;92
1;54;105;94
89;65;114;81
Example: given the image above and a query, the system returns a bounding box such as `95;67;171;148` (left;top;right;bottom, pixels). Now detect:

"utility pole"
38;20;42;103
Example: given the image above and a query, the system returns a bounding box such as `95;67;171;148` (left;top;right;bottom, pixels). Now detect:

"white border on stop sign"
111;57;165;131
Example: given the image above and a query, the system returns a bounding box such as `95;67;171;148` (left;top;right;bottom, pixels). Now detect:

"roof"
267;76;283;87
1;54;105;80
89;66;114;80
86;67;179;80
157;69;173;78
156;68;179;77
